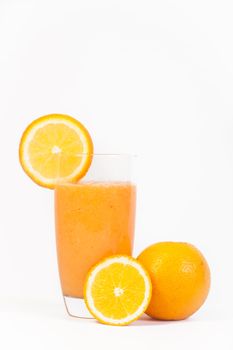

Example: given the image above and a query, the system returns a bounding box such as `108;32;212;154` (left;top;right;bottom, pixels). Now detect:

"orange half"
19;114;93;189
84;255;152;326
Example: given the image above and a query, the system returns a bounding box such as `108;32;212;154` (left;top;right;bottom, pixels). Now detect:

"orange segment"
84;255;152;326
19;114;93;189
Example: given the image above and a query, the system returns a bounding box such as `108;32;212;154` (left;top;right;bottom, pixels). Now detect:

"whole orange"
137;242;210;320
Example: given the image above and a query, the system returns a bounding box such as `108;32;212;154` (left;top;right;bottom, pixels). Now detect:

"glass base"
63;296;93;319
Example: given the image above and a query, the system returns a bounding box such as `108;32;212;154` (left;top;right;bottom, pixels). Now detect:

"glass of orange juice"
55;154;136;318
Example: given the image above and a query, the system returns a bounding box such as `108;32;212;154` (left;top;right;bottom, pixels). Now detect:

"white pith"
114;287;124;297
51;145;61;154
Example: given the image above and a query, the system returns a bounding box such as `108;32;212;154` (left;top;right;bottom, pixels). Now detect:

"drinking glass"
54;154;136;318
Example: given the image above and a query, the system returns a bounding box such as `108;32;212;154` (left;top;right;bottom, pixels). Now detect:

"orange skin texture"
137;242;211;320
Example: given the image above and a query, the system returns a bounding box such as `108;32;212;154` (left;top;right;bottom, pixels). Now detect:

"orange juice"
55;182;136;298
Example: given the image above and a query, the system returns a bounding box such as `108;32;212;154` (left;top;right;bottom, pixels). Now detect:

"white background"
0;0;233;349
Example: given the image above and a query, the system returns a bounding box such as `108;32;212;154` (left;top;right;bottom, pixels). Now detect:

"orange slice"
84;255;152;326
19;114;93;189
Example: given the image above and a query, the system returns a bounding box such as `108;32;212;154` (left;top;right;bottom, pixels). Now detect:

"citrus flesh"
84;255;152;326
19;114;93;188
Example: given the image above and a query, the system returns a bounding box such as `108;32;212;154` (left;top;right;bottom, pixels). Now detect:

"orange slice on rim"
19;114;93;189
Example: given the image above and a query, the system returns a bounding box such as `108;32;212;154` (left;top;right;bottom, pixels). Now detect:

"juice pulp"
55;182;136;298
